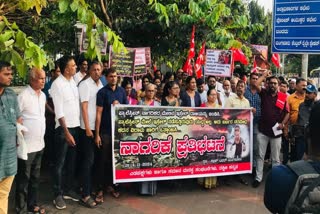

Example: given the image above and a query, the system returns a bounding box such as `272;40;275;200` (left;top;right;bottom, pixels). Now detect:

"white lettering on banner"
134;48;146;65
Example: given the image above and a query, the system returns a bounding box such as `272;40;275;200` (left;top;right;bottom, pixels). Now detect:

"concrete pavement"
9;173;270;214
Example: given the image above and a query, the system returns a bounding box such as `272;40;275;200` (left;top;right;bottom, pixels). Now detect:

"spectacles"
147;90;155;92
209;94;217;96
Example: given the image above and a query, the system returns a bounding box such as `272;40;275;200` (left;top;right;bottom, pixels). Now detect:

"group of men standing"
0;55;318;213
0;57;127;213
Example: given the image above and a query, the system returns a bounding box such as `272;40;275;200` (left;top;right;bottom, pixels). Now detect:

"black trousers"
15;150;44;213
94;133;113;191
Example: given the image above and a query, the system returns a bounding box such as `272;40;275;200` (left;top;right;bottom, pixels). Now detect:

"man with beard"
220;79;236;107
196;78;207;104
252;72;289;188
95;68;127;201
0;61;22;214
293;84;318;161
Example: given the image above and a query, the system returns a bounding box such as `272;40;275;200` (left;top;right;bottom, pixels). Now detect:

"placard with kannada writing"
109;45;135;76
205;49;233;77
112;105;253;183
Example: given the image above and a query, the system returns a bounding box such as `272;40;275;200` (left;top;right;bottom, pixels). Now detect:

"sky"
256;0;273;13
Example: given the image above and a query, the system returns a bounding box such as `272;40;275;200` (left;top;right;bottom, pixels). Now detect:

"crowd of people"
0;56;319;213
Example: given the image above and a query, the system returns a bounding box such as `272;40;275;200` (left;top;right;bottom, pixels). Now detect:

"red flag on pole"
194;41;206;78
253;55;257;68
272;53;281;68
230;48;248;65
182;25;196;76
251;55;258;73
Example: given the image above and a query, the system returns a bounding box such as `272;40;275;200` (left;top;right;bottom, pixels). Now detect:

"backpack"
285;160;320;214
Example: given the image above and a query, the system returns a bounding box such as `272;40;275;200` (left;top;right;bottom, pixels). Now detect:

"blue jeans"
52;127;79;197
264;165;297;214
78;129;95;198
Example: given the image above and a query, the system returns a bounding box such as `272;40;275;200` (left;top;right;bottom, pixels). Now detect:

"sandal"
107;186;120;198
29;205;46;214
79;196;97;208
94;191;104;204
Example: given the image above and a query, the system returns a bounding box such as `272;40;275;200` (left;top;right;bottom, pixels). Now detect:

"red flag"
183;25;196;76
231;48;248;65
251;55;258;73
253;55;257;68
194;41;206;78
272;53;281;68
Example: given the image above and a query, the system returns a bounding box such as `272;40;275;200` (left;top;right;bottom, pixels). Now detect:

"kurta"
0;88;21;180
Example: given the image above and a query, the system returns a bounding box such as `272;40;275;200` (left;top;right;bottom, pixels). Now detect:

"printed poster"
205;49;233;77
112;105;253;183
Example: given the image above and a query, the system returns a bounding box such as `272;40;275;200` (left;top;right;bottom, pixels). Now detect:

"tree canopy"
0;0;265;79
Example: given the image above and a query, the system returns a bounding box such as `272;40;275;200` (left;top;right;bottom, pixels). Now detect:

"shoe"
63;191;79;202
252;180;261;188
53;195;66;210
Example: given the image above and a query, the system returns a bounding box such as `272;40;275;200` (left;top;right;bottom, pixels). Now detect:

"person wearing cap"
264;99;320;214
196;78;207;104
293;84;318;161
288;78;296;94
287;78;307;161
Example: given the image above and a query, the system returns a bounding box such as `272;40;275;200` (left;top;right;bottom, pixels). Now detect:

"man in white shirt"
50;56;80;210
196;78;207;104
78;61;103;207
16;68;46;214
219;80;236;107
73;59;88;85
204;76;223;92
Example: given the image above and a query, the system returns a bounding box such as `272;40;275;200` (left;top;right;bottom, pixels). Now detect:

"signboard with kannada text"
112;105;253;183
272;0;320;53
109;45;135;76
205;49;233;77
133;48;147;76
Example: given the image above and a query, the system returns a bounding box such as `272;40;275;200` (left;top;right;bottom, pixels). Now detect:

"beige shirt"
224;95;250;108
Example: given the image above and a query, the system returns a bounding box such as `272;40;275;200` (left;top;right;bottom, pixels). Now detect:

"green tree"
96;0;263;69
0;0;125;78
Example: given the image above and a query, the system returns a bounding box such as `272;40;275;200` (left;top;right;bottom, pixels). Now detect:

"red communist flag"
231;48;248;65
272;53;281;68
182;25;196;76
194;41;206;78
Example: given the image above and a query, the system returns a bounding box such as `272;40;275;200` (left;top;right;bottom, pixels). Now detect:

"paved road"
9;173;270;214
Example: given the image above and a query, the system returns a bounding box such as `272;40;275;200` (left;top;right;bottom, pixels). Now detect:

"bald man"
16;68;47;213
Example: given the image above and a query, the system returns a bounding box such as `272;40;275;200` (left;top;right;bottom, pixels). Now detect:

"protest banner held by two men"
112;105;253;183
